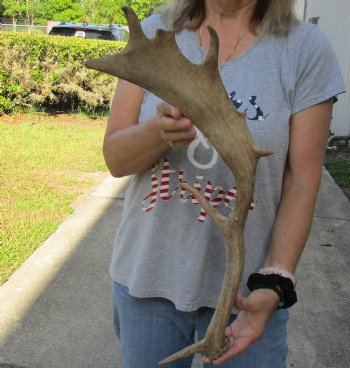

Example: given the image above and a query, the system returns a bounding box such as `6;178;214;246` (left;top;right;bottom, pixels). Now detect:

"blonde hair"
156;0;297;35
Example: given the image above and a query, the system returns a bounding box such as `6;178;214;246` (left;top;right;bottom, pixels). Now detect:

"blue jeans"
112;282;289;368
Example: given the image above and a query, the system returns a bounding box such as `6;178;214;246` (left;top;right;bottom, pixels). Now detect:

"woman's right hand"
104;81;196;177
156;102;196;149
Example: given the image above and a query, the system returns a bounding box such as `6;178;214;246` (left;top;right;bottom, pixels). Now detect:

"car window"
49;28;75;37
49;26;129;42
84;30;114;40
112;29;129;41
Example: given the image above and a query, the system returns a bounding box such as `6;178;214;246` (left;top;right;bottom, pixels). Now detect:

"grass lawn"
324;147;350;199
0;113;108;284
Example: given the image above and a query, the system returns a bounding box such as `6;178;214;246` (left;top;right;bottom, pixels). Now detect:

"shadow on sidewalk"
0;178;128;368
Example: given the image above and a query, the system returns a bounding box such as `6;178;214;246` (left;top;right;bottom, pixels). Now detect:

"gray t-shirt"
110;15;345;312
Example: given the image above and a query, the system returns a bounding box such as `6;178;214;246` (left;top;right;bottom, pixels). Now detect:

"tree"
95;0;120;24
23;0;46;27
2;0;45;27
0;0;4;19
114;0;165;24
78;0;165;25
2;0;23;28
1;0;166;27
44;0;84;22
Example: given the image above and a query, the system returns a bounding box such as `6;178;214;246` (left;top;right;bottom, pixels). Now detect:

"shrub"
0;32;126;114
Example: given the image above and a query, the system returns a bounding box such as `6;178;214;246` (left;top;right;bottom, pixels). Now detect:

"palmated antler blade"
86;6;273;364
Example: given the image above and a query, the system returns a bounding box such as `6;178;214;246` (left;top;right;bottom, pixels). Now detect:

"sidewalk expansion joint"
314;215;350;221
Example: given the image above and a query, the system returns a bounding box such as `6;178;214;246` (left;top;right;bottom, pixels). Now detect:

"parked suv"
49;22;129;41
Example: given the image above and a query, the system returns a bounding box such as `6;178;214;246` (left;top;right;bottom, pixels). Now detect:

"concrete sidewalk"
0;170;349;368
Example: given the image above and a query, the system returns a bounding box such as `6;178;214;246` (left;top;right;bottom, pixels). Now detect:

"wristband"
247;273;297;309
258;266;296;286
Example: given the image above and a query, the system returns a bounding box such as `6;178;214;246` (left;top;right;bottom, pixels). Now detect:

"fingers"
159;117;195;148
159;114;193;133
202;337;251;365
157;101;182;120
156;102;195;148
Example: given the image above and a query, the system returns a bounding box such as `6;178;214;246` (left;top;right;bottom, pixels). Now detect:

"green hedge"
0;32;126;114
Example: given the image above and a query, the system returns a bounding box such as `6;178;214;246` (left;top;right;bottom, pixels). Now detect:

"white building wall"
294;0;306;20
295;0;349;136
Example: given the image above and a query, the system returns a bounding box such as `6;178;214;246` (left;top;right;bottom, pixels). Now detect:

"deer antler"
86;6;273;364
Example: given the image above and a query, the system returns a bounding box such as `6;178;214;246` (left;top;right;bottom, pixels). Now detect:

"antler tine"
203;26;220;71
159;341;206;365
121;6;147;46
180;183;227;230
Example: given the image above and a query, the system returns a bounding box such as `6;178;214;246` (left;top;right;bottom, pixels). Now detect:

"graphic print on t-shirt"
142;91;268;222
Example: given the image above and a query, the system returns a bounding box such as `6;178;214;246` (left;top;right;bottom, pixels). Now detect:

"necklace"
199;24;248;71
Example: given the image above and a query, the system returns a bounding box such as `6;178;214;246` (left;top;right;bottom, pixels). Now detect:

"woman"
104;1;345;367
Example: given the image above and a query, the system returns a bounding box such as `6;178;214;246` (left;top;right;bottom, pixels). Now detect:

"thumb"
156;101;182;119
235;292;256;312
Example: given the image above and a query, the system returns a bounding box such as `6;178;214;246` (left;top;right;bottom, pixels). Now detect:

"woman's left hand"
203;289;280;365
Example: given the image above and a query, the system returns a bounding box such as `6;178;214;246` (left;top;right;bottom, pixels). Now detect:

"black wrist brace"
247;273;297;309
